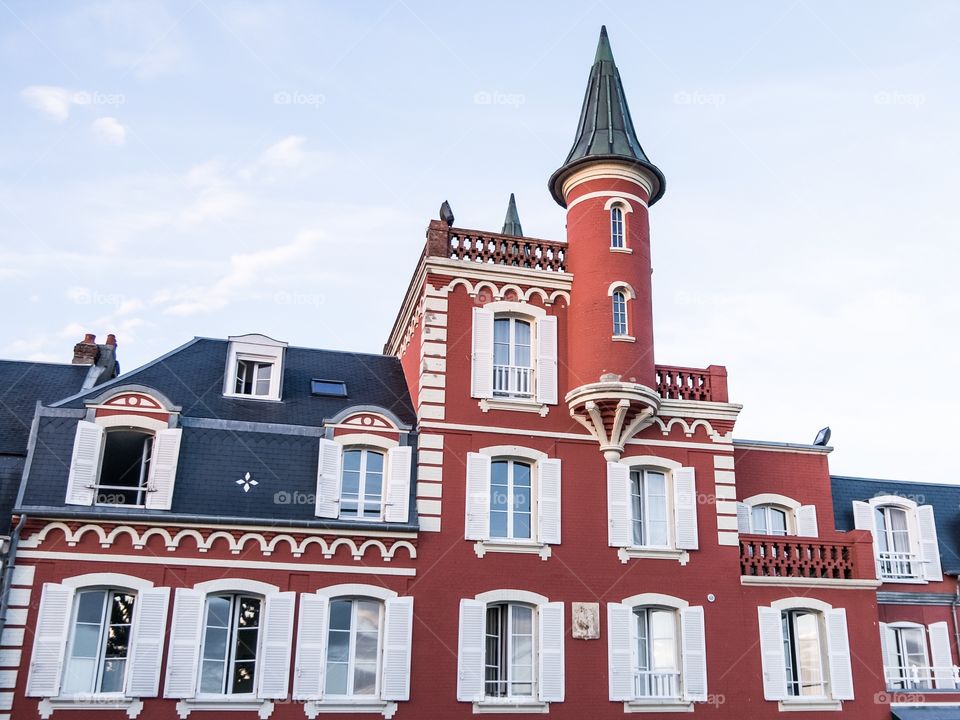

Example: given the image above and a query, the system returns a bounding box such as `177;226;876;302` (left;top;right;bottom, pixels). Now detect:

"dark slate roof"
0;360;88;454
549;25;666;206
55;337;416;427
832;475;960;575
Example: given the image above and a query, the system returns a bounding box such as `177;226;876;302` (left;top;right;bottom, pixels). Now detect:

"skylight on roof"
311;379;347;397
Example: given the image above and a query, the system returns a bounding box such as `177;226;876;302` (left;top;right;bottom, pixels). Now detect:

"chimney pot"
105;334;117;346
72;333;100;366
84;333;96;344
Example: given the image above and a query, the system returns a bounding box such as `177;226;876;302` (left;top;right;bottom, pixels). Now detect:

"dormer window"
235;359;273;397
223;334;287;401
853;495;943;582
97;429;154;506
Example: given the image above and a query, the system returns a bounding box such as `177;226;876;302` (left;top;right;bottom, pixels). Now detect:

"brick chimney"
72;333;99;365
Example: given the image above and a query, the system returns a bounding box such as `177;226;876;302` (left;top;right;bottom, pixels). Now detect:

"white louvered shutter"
929;622;956;689
607;463;631;547
125;587;170;697
464;453;491;541
163;588;204;698
878;623;894;686
384;446;412;523
852;501;879;568
315;438;342;519
457;599;486;702
65;420;103;506
382;596;414;701
673;467;699;550
736;502;752;533
25;583;74;697
681;606;707;702
292;594;328;700
795;505;819;537
757;606;787;701
825;608;854;700
537;459;562;545
145;428;182;510
916;505;943;581
607;603;634;701
471;307;494;399
535;315;558;405
257;591;296;699
538;602;564;702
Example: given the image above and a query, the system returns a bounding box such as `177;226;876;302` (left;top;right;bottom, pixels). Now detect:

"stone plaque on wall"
572;602;600;639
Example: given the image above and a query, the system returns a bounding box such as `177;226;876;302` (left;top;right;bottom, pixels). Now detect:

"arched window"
484;602;535;698
884;624;931;690
325;597;383;697
610;205;625;248
630;468;669;547
751;504;788;536
612;291;629;337
782;609;827;698
62;588;136;694
490;459;533;540
634;606;680;699
198;593;263;695
340;448;386;520
97;429;154;506
493;316;533;398
874;505;914;579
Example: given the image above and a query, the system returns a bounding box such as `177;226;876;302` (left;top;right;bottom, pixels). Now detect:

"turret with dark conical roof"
501;193;523;237
548;25;665;206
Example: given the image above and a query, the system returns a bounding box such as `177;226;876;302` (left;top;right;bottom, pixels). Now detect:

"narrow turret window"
612;291;628;336
610;206;625;248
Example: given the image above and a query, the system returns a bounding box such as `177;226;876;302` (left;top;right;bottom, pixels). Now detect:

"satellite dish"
813;426;831;446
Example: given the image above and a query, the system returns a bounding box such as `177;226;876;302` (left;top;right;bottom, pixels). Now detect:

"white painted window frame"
222;334;286;402
604;197;634;254
615;456;689;564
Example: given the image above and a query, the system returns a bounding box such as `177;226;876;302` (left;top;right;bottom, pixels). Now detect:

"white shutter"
65;420;103;506
292;594;328;700
384;446;412;523
382;596;414;701
315;438;342;519
795;505;819;537
929;621;956;689
538;601;565;702
825;608;854;700
457;599;486;702
757;606;787;701
145;428;182;510
853;501;879;568
537;459;562;545
673;467;699;550
464;453;491;541
607;603;634;701
257;591;296;699
607;463;631;547
878;623;894;686
125;587;170;697
25;583;74;697
736;502;752;533
470;307;494;399
917;505;943;581
163;588;204;698
535;315;558;405
681;606;707;702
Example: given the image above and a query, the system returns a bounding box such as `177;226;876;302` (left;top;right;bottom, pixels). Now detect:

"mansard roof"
0;360;88;455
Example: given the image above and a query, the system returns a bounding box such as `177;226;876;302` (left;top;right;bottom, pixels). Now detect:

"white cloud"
259;135;306;169
91;117;127;145
20;85;74;121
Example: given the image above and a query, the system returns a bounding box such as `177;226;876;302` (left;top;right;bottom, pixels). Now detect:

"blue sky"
2;1;958;482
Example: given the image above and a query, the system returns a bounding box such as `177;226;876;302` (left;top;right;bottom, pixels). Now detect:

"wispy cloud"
20;85;75;121
91;116;127;145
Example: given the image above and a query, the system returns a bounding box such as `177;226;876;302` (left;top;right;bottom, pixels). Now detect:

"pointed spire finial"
501;193;523;237
594;25;614;63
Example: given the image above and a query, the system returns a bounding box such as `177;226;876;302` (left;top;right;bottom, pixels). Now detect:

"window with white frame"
457;591;564;707
612;291;629;337
198;594;262;696
736;495;818;537
465;451;561;549
340;449;386;521
234;359;273;397
26;576;170;702
607;594;706;706
292;587;414;708
96;429;154;506
610;205;625;248
752;505;788;536
853;496;942;582
757;600;854;704
607;460;699;554
881;621;957;691
223;334;286;401
471;305;558;407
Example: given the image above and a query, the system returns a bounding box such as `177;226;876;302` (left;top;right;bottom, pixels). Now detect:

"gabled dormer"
222;334;287;401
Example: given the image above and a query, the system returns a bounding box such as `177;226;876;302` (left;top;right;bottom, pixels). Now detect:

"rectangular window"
484;604;534;699
325;598;382;697
634;607;679;699
783;610;826;698
235;359;273;397
311;379;348;397
610;207;625;248
340;449;385;520
96;430;154;506
875;506;918;579
493;317;534;398
630;470;669;547
612;292;628;336
889;626;932;689
751;505;788;536
62;589;135;695
199;594;261;696
489;460;532;540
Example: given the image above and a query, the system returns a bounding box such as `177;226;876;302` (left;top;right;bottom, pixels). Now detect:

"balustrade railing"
434;226;567;273
634;670;681;700
655;365;713;401
739;535;857;580
493;364;534;398
885;665;960;690
878;551;922;581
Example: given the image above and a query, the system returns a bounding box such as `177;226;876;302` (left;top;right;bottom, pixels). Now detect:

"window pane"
490;512;508;538
769;508;788;535
238;597;260;628
650;610;677;671
100;659;126;693
235;628;259;660
513;513;531;539
343;450;362;472
62;658;96;694
327;630;350;662
71;624;101;659
512;605;533;634
104;624;130;658
330;600;352;631
76;590;106;625
325;662;348;695
355;631;379;662
200;659;225;694
751;506;768;533
254;363;272;395
206;596;231;628
366;452;384;474
232;661;256;694
513;463;531;487
353;663;378;695
356;601;380;632
202;627;228;660
109;593;135;626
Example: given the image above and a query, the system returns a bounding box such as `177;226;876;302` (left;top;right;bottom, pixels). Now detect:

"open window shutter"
464;453;491;541
163;588;204;698
825;608;854;700
673;467;699;550
65;420;103;506
382;596;414;701
681;606;707;702
917;505;943;581
457;599;486;702
470;307;494;399
125;587;170;697
25;583;74;697
292;594;328;700
257;591;296;699
853;501;879;566
537;459;562;545
538;601;565;702
607;463;631;547
795;505;819;537
757;607;787;701
929;621;956;689
535;315;558;405
384;446;412;523
145;428;182;510
314;438;342;519
736;502;752;533
878;623;894;686
607;603;634;701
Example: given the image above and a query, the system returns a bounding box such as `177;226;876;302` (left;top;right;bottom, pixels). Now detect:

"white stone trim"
868;495;919;511
623;700;692;713
713;470;736;485
474;589;549;606
192;578;278;596
618;455;683;471
417;499;441;515
60;573;155;592
10;565;35;586
603;196;637;212
619;592;688;610
333;433;399;450
417;465;441;482
713;455;735;470
305;700;397;718
777;699;842;712
176;699;275;718
474;540;551;561
617;548;690;565
478;445;548;462
607;281;637;299
478;398;550;416
95;414;169;433
560;162;656;204
419;516;441;532
312;583;398;601
417;482;441;498
472;700;549;714
743;577;881;590
769;597;833;613
39;697;145;719
480;300;547;318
